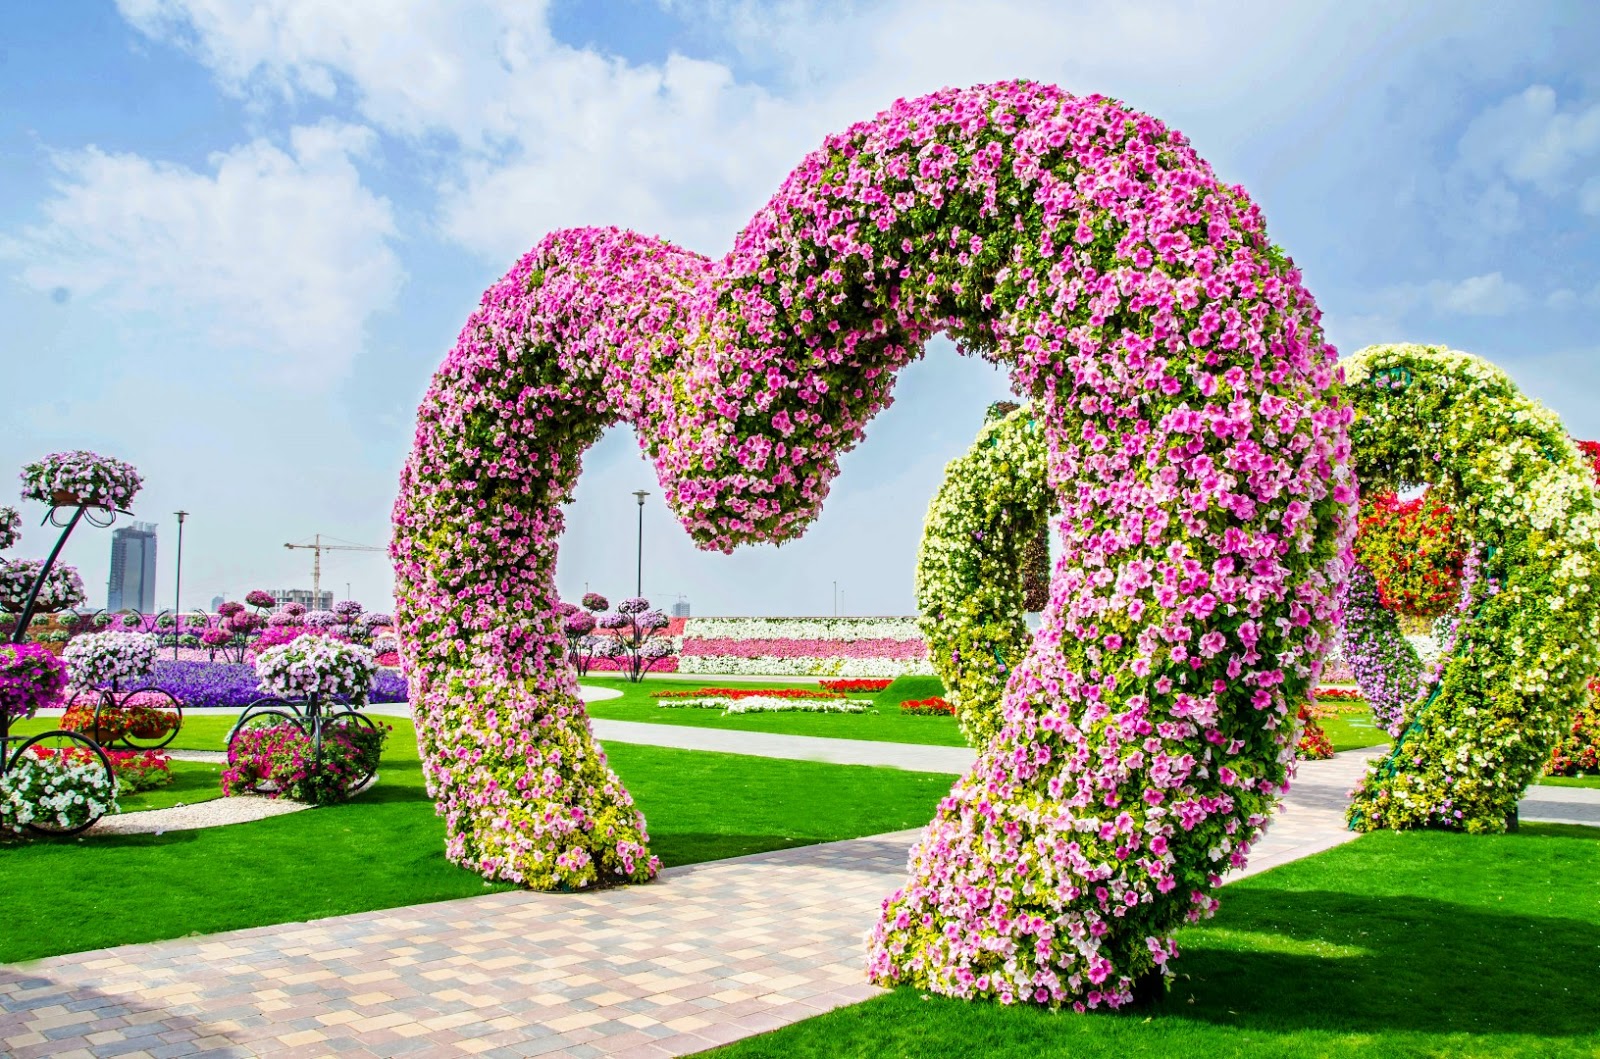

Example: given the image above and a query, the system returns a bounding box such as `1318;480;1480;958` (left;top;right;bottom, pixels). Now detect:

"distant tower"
210;595;226;611
671;598;692;619
107;522;158;612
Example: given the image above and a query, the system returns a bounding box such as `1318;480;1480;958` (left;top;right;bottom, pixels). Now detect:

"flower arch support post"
1343;344;1600;833
393;81;1354;1003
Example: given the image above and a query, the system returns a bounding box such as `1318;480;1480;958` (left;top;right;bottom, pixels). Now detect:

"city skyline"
4;3;1599;615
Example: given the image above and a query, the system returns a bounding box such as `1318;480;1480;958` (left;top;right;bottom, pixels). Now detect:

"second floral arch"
393;81;1600;1010
918;342;1600;834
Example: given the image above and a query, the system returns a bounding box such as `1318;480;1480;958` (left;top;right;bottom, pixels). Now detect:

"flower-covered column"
395;82;1354;1002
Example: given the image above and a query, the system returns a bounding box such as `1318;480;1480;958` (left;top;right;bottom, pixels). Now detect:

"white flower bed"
254;638;377;703
676;655;933;678
0;752;119;832
658;695;875;714
681;616;924;640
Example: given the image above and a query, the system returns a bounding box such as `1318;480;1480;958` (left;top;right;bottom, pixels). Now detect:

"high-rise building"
671;599;692;618
269;587;333;611
107;522;158;613
210;595;226;611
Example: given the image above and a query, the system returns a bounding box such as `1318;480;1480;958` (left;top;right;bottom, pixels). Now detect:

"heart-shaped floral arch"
393;80;1354;1007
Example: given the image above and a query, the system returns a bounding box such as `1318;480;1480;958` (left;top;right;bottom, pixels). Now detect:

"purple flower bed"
133;660;407;709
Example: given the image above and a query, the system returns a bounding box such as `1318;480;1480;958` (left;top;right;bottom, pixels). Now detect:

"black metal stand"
2;500;130;835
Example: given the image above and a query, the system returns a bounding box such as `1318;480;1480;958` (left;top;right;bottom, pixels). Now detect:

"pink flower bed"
679;636;925;660
585;656;679;673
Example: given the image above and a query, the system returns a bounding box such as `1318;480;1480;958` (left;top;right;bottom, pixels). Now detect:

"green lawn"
1538;774;1600;789
582;674;968;746
710;823;1600;1058
0;716;951;964
12;711;245;753
118;759;226;811
1317;712;1388;753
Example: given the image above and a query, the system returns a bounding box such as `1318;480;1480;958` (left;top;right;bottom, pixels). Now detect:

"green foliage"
1344;345;1600;833
915;407;1052;744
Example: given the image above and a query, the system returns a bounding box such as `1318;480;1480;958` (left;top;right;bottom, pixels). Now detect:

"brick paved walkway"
3;743;1595;1058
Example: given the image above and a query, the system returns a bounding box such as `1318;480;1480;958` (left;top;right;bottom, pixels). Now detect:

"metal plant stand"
3;498;122;835
227;695;381;796
88;680;185;751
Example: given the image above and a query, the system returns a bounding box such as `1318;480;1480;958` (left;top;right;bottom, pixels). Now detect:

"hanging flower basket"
20;451;143;511
0;559;87;614
0;505;20;551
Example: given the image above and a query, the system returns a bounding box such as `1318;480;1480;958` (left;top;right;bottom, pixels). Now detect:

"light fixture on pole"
833;580;838;617
632;490;650;597
173;510;189;660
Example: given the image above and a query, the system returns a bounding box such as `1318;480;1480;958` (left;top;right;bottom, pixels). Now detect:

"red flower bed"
901;696;955;716
652;686;840;700
28;745;173;792
819;678;893;693
1314;687;1362;701
60;693;179;743
1296;707;1335;760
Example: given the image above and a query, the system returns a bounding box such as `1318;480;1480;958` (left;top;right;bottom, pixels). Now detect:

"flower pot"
129;715;176;740
50;489;85;507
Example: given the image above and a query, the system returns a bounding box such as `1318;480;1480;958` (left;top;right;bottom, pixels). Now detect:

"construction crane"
283;534;384;605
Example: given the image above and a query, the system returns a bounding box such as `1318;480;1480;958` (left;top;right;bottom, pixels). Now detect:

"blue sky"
3;1;1599;616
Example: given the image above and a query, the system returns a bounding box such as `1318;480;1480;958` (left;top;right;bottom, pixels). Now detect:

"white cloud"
114;0;1478;265
1581;175;1600;217
5;122;401;384
1547;288;1578;309
1456;84;1600;199
1426;271;1527;316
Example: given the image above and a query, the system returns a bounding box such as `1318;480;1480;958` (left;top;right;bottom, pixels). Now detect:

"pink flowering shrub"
222;721;387;804
391;82;1353;1000
679;636;925;660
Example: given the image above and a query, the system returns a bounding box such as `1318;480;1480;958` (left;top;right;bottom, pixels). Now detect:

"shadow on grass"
1164;888;1600;1036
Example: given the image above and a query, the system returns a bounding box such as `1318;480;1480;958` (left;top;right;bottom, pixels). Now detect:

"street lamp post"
833;580;838;617
173;510;189;660
632;490;649;597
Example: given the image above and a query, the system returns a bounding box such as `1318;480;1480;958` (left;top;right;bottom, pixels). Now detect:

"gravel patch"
168;749;226;763
89;794;309;835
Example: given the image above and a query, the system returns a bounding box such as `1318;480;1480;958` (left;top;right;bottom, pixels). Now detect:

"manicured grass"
12;712;248;753
1538;774;1600;789
582;674;968;747
0;716;950;964
117;759;226;812
711;823;1600;1058
1318;712;1388;753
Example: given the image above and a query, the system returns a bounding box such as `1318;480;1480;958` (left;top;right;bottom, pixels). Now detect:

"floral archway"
1341;344;1600;832
394;80;1352;1007
914;403;1050;744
